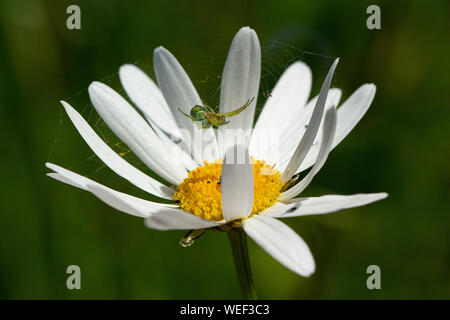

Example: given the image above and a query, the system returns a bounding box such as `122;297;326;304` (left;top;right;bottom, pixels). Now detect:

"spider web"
46;27;337;195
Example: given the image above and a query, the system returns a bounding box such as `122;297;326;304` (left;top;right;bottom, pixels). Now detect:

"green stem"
228;228;257;300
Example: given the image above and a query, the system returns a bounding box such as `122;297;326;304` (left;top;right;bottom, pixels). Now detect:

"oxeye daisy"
46;26;387;299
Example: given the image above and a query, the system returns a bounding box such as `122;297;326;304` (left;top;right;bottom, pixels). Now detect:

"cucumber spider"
178;97;255;129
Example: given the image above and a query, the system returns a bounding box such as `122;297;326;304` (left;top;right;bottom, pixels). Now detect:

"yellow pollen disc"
173;159;284;221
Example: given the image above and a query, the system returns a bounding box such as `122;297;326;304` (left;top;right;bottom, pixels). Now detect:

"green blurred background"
0;0;449;299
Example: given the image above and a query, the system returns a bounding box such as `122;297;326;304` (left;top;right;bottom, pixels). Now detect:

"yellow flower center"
173;159;283;221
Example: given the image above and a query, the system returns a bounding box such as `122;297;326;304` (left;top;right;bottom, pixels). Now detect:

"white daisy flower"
46;27;387;283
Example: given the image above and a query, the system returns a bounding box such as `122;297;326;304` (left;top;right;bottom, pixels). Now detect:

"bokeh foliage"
0;0;449;299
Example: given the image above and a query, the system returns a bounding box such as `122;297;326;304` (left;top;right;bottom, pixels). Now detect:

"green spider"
178;97;255;129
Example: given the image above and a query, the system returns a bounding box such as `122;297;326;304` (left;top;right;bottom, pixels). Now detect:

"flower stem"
228;228;257;300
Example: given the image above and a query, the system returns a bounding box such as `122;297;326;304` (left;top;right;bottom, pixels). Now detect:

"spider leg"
202;100;216;113
178;108;199;120
218;97;255;117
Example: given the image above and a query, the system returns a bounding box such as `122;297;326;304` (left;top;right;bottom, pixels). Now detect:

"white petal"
47;172;81;189
249;62;312;164
88;81;187;185
221;144;254;221
243;215;315;277
46;163;176;218
153;46;218;162
334;84;376;148
218;27;261;153
265;193;388;218
277;89;341;169
279;106;337;200
219;27;261;131
144;208;224;230
60;100;174;199
281;58;339;182
119;64;181;140
279;89;340;145
153;46;201;123
298;84;376;173
260;88;341;171
253;62;311;132
86;184;151;218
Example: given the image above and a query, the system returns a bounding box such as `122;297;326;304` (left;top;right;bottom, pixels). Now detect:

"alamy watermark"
366;5;381;30
366;265;381;290
66;265;81;290
66;5;81;30
164;128;284;170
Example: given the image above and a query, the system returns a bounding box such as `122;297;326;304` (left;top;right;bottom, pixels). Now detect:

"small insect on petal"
281;173;301;192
